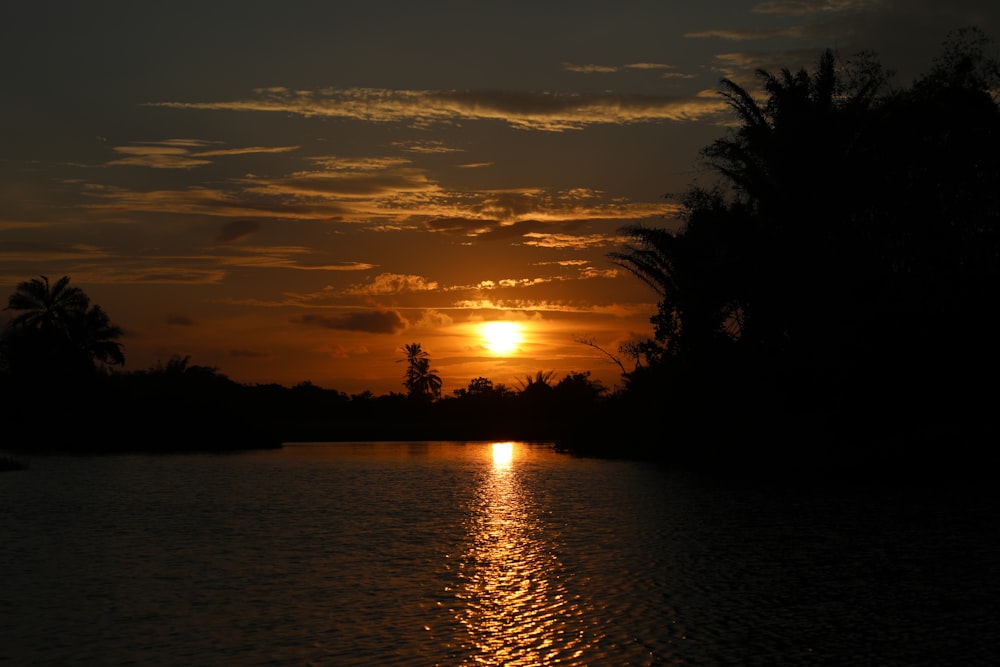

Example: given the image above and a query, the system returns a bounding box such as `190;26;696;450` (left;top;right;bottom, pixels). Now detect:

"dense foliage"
609;30;1000;463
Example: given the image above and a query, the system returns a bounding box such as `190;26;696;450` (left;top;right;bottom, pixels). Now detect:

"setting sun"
481;321;523;355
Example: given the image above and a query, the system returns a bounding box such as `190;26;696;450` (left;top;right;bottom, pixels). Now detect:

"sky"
2;1;998;396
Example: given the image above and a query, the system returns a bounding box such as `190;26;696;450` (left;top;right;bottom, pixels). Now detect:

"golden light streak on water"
452;442;594;666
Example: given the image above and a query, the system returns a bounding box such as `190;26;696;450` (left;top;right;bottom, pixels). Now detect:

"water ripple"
2;444;997;666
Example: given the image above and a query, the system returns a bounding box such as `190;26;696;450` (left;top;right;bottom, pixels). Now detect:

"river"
1;441;996;665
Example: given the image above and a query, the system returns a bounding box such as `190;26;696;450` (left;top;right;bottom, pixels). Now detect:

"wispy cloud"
712;49;830;85
521;232;622;249
624;62;676;70
106;140;298;169
449;298;654;316
147;87;727;131
391;140;465;154
563;63;619;73
685;26;810;40
753;0;879;15
215;247;376;272
240;168;439;199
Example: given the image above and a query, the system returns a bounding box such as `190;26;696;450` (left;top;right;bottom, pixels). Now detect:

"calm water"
1;441;997;666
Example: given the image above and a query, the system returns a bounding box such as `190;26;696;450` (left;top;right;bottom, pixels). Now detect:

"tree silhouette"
611;31;1000;453
1;275;124;382
398;342;442;400
516;370;556;393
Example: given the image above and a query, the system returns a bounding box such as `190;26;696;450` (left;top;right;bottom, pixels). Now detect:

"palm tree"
398;342;442;400
2;275;125;379
516;370;556;392
69;304;125;368
610;195;750;360
5;275;89;332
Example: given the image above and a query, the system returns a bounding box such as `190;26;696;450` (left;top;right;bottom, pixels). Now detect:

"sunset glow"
2;2;991;396
481;321;523;356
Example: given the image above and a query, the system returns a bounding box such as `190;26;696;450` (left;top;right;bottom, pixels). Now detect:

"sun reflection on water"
491;442;513;468
451;442;592;666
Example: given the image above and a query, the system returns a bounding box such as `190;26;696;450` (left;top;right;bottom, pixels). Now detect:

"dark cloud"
216;220;261;242
297;309;407;334
166;315;196;326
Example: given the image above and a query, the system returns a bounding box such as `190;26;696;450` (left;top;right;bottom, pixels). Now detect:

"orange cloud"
345;273;440;296
147;87;728;131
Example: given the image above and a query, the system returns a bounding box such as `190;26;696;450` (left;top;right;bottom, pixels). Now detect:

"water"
1;441;997;666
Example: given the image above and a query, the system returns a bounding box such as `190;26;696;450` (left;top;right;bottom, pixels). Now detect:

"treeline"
0;275;608;453
0;350;609;453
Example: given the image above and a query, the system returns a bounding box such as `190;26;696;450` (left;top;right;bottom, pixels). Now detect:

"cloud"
147;87;728;131
345;273;439;296
105;140;297;169
521;232;622;249
391;140;465;154
215;247;376;271
242;168;439;199
563;63;619;73
473;277;551;290
216;220;260;242
449;299;655;315
166;315;197;326
308;156;412;170
411;309;453;328
685;26;810;40
420;187;672;237
83;184;357;221
753;0;878;15
196;145;300;157
107;145;212;169
625;62;677;70
297;309;407;333
712;49;832;85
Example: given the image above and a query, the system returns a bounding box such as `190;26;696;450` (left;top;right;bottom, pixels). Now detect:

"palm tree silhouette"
2;275;124;378
398;342;442;400
6;275;89;331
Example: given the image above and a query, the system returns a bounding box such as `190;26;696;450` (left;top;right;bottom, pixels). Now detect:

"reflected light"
492;442;514;468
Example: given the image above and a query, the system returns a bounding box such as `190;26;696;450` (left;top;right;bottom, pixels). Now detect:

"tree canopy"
1;275;124;383
611;30;1000;448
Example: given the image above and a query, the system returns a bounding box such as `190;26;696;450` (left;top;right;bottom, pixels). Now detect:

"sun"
480;321;523;355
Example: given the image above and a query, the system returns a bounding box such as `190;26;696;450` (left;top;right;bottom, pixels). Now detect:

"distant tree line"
0;277;608;452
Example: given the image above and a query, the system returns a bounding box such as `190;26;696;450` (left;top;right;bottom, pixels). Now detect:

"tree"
1;275;124;382
516;370;556;394
398;342;442;400
611;32;1000;447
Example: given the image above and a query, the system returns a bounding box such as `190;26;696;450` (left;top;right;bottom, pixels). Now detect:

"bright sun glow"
481;321;522;355
492;442;514;467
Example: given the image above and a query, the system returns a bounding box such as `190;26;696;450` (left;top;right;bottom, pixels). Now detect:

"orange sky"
2;1;997;395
